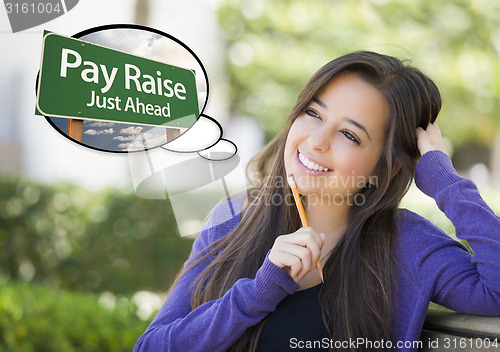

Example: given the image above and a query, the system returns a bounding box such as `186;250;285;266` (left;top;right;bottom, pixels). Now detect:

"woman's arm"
133;200;300;352
413;125;500;315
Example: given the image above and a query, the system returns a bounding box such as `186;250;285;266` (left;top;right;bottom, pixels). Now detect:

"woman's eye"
305;108;321;120
341;130;360;145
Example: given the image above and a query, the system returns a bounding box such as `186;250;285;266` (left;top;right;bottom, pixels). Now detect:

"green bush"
0;174;194;295
0;278;147;352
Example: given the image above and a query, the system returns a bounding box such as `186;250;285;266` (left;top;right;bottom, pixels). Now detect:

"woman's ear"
368;176;378;187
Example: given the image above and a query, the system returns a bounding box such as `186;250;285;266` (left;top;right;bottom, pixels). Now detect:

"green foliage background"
217;0;500;146
0;175;193;350
0;278;145;352
0;175;193;294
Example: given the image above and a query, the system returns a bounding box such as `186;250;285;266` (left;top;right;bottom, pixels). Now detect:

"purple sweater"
134;151;500;351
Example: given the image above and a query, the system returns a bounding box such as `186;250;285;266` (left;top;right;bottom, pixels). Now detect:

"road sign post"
67;118;83;142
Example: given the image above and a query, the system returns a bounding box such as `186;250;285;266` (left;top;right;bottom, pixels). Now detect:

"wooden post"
67;119;83;142
166;128;180;142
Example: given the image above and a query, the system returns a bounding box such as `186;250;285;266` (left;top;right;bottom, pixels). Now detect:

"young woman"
134;51;500;351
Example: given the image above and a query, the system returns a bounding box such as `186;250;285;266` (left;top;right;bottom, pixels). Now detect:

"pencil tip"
318;266;324;283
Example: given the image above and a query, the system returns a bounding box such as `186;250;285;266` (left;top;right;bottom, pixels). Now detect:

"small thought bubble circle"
198;139;237;161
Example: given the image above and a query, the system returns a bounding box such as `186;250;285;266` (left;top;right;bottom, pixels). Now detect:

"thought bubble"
39;24;209;153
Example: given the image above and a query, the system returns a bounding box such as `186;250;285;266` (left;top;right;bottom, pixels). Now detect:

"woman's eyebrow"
312;98;326;109
312;98;372;141
343;117;371;141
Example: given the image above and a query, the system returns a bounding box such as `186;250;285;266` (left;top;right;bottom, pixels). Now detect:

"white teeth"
298;152;329;172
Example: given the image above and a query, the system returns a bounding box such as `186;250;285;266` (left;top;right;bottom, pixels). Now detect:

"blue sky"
48;117;169;152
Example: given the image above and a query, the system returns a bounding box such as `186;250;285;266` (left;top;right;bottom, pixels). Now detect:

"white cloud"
83;30;154;58
120;126;143;135
122;133;167;152
84;128;114;135
102;128;114;134
113;135;136;142
117;143;132;149
86;121;115;127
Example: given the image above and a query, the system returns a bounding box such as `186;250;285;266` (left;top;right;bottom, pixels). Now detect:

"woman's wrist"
415;150;461;198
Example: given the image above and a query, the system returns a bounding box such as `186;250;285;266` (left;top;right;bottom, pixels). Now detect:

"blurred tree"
216;0;500;148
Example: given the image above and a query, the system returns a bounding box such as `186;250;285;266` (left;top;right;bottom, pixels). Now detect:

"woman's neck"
303;196;350;243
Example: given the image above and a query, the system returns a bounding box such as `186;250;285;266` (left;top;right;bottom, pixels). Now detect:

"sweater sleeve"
133;198;300;352
413;150;500;315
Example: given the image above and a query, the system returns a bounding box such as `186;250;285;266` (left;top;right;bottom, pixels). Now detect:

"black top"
255;283;330;351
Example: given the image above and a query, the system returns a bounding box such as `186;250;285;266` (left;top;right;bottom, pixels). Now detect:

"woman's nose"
308;127;331;152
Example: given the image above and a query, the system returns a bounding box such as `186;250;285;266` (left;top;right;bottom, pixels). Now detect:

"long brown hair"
179;51;441;351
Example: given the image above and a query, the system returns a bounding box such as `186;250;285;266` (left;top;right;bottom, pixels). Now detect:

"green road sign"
36;32;199;128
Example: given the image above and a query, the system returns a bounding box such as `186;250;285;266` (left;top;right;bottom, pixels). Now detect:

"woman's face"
284;72;390;204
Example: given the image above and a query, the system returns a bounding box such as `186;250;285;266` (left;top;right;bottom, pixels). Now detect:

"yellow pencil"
287;174;324;283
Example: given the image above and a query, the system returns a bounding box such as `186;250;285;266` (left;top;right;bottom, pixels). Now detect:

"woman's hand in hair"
268;228;326;283
416;123;448;157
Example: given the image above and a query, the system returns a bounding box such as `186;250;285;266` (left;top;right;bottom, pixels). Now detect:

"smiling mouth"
298;151;331;172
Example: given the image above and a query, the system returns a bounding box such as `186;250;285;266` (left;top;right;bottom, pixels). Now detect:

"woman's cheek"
335;151;371;182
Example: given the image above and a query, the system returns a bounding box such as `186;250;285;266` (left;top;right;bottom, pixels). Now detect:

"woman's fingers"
278;242;313;279
416;123;448;156
268;227;325;282
280;252;303;279
284;227;324;253
282;228;324;266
